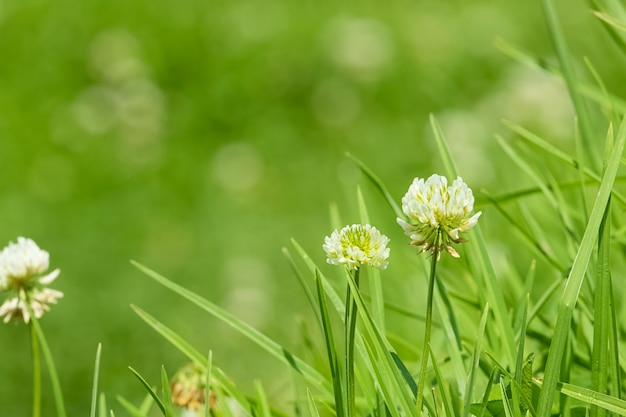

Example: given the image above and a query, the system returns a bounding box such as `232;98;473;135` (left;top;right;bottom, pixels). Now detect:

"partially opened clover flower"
397;174;481;258
0;237;63;323
323;224;390;270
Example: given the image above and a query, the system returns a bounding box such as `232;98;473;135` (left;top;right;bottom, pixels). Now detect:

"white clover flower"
323;224;390;270
0;237;63;323
397;174;481;258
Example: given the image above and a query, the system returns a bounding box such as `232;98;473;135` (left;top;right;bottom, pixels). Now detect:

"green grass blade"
30;316;67;417
429;347;457;417
132;261;333;396
206;352;212;417
536;116;626;417
356;186;386;334
98;393;107;417
160;366;174;417
282;246;323;328
130;305;251;411
254;380;271;417
116;395;147;417
90;343;103;417
345;272;419;417
345;152;404;220
431;115;517;368
315;271;345;417
307;389;322;417
557;382;626;415
464;304;490;417
542;0;597;167
128;367;166;416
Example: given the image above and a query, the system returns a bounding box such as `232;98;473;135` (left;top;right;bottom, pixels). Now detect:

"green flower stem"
30;322;41;417
345;268;360;417
30;316;67;417
416;233;440;413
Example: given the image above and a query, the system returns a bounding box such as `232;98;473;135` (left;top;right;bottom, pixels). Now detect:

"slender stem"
345;268;360;417
416;234;440;413
30;316;67;417
30;322;41;417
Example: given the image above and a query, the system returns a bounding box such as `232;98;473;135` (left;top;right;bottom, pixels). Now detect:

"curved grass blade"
130;305;252;412
160;366;174;417
345;152;403;220
132;261;333;396
536;115;626;417
128;366;166;416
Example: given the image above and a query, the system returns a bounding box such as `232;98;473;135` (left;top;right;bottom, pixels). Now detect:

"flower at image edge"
0;237;63;323
323;224;390;270
397;174;481;258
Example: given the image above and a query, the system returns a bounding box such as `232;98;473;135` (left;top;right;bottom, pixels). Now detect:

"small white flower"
0;237;59;290
397;174;481;258
323;224;390;270
0;237;63;323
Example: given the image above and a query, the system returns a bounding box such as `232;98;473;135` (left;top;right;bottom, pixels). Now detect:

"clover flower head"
171;364;211;412
397;174;481;258
323;224;390;270
0;237;63;323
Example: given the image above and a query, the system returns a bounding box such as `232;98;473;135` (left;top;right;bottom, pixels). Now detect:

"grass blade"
132;261;333;396
557;382;626;415
160;366;174;417
90;343;103;417
536;115;626;417
128;366;166;416
254;380;271;417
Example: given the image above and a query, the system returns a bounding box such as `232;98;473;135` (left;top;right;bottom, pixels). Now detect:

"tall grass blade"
254;380;271;417
345;273;419;417
542;0;597;168
315;271;345;417
536;116;626;417
128;366;166;416
130;305;251;411
30;316;67;417
160;366;174;417
430;114;517;368
90;343;103;417
464;304;490;417
132;261;333;396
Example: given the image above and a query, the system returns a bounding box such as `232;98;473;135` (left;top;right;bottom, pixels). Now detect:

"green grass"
3;0;626;416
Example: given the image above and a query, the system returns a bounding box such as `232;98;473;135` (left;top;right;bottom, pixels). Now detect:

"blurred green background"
0;0;620;414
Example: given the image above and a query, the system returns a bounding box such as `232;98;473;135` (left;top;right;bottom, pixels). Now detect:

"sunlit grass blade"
307;389;322;417
254;380;271;417
29;316;67;417
345;152;404;220
556;382;626;415
345;272;419;417
463;304;490;417
128;366;166;416
98;393;107;417
116;394;150;417
130;305;251;411
429;347;457;417
160;366;174;417
591;203;611;417
356;186;385;334
132;261;333;396
501;120;626;206
282;246;322;328
430;114;517;368
90;343;103;417
536;115;626;417
315;270;345;417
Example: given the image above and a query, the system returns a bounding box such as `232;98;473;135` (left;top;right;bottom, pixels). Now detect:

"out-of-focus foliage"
0;0;620;414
